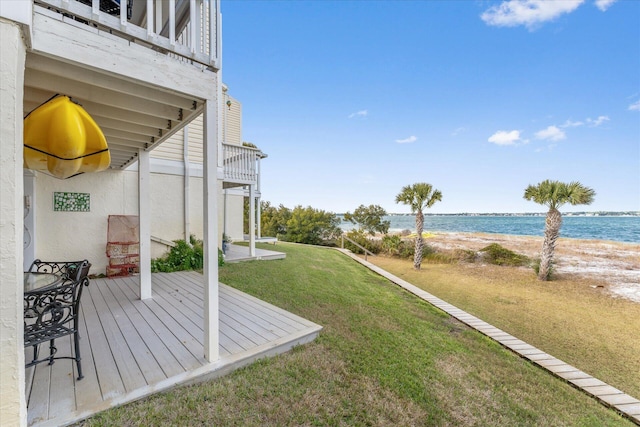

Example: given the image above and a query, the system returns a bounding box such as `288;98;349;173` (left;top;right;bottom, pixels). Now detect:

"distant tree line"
260;202;342;245
259;178;595;281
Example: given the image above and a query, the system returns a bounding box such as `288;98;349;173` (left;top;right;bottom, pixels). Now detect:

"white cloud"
594;0;617;11
629;100;640;111
348;110;368;119
451;127;466;136
560;119;584;128
535;125;566;141
395;135;417;144
586;115;610;126
481;0;584;29
488;130;522;145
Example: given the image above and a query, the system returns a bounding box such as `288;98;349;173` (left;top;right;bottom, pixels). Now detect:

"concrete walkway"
224;243;285;263
337;249;640;426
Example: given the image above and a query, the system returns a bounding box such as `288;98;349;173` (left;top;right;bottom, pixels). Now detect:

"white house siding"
224;189;245;242
150;129;185;162
151;116;204;164
188;116;204;164
225;95;242;146
0;18;28;427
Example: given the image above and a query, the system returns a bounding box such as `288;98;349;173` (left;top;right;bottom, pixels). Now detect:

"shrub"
381;234;402;256
260;201;291;239
421;244;458;264
343;229;382;254
451;249;478;263
479;243;529;267
397;239;415;259
532;258;554;280
150;235;222;272
283;205;342;245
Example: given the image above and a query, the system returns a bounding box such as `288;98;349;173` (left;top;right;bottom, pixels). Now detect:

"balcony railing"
223;144;265;185
35;0;220;69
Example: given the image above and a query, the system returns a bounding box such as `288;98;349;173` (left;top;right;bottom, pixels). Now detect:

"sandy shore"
408;232;640;303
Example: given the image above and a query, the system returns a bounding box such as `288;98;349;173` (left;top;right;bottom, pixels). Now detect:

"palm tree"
395;183;443;270
524;180;595;281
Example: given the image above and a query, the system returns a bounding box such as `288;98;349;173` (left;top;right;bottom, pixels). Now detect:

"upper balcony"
35;0;220;70
222;143;267;188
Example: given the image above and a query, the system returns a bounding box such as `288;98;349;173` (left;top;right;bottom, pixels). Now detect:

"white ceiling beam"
107;145;138;154
26;54;199;111
107;149;138;162
25;95;164;139
93;117;161;137
102;129;155;144
25;69;184;121
24;87;174;130
106;136;151;149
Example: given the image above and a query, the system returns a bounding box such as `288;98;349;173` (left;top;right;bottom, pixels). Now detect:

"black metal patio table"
24;272;62;293
23;260;91;380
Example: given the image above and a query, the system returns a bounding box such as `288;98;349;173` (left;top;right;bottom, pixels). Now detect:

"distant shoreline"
339;215;639;244
397;231;640;303
339;212;640;217
385;230;640;246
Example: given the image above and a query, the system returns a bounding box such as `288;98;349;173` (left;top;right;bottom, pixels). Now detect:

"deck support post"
203;98;219;362
256;157;262;240
138;148;152;300
249;184;256;257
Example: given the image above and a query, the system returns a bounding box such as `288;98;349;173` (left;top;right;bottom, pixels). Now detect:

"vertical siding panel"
189;114;204;164
226;96;242;146
152;128;185;161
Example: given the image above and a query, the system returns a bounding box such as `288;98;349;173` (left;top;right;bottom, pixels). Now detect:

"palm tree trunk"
539;208;562;280
414;211;424;270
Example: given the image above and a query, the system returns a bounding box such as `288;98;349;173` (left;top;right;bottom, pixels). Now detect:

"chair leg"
31;344;39;364
48;339;57;365
74;332;83;380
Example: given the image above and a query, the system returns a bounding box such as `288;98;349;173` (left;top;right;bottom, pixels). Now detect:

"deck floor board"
25;271;322;427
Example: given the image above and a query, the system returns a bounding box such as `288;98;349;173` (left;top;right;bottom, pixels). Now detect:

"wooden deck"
25;271;322;427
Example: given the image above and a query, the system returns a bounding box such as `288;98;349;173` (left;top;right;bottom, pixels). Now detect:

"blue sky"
221;0;640;214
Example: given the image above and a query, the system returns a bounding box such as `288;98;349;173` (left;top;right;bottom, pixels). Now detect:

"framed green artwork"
53;192;90;212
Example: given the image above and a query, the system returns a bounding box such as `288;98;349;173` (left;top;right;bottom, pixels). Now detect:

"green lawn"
81;242;631;426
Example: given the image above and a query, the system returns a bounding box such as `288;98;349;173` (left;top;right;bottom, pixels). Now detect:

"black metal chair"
24;260;91;380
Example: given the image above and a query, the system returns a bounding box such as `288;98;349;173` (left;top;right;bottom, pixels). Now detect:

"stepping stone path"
338;249;640;425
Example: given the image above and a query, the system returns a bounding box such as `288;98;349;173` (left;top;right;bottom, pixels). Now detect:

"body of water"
339;215;640;243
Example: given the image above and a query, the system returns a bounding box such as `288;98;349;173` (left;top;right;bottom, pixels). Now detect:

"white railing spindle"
120;0;127;29
91;0;99;20
169;0;176;46
155;0;163;39
190;0;197;54
147;0;154;37
210;0;218;65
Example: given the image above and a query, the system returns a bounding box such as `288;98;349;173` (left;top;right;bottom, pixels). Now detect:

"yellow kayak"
24;95;110;179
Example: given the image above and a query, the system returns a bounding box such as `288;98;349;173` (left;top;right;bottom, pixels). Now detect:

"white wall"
32;166;220;275
0;18;28;427
35;169;138;274
224;190;245;241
